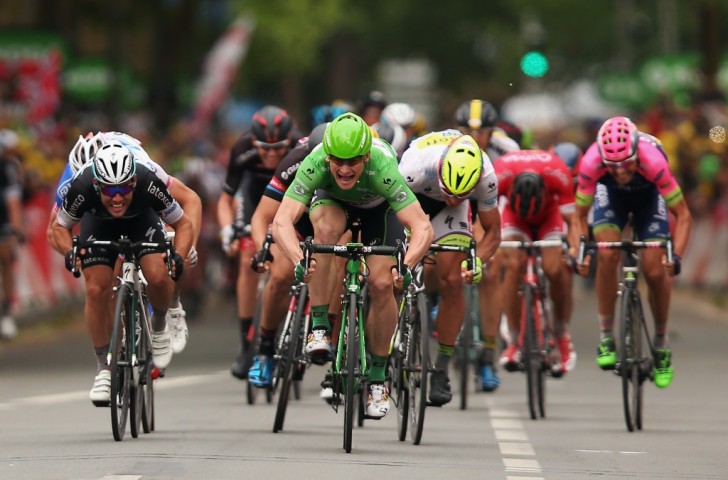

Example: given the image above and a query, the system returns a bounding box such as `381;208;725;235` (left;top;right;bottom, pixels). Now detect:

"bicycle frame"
301;237;404;453
501;239;564;420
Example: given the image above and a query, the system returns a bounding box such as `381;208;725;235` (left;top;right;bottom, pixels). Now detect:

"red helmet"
596;116;639;163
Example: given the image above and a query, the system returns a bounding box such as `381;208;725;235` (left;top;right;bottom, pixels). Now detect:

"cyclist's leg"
305;195;347;360
633;191;673;387
426;202;471;405
591;184;627;369
538;209;576;374
250;242;293;386
499;210;530;370
0;231;18;339
79;217;122;403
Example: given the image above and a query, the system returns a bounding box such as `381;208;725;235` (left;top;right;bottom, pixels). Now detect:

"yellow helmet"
438;135;483;197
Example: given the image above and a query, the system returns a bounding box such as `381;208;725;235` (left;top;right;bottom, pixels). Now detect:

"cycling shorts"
591;183;669;240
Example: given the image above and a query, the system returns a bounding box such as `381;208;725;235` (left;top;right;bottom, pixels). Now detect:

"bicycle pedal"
425;400;444;408
92;400;111;408
309;352;329;366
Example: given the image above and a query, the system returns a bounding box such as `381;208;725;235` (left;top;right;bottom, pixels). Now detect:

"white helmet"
93;142;136;185
68;132;106;174
382;102;416;128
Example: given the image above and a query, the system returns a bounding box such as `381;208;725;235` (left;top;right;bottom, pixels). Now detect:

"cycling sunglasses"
253;139;289;150
96;182;136;197
328;155;365;167
602;153;638;168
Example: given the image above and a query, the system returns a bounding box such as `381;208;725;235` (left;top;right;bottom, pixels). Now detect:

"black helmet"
306;122;329;153
454;99;498;129
509;172;545;219
251;105;293;143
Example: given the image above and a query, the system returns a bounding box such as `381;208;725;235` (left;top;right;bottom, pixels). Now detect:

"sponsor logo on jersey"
147;181;173;208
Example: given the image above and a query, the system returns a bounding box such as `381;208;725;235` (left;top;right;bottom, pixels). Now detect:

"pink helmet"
596;116;639;163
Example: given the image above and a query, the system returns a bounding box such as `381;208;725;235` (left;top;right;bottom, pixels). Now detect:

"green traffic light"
521;51;549;78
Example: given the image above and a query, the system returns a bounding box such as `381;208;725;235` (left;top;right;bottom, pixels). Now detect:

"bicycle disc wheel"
523;287;540;421
140;296;154;433
273;284;306;433
130;302;147;438
110;286;132;441
343;292;359;453
620;291;641;432
409;292;430;445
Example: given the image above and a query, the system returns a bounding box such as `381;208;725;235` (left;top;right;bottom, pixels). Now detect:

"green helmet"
323;113;372;159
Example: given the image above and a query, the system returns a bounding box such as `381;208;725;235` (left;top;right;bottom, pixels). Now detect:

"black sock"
240;317;253;348
258;327;277;356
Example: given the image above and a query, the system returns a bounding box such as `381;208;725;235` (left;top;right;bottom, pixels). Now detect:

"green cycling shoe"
596;337;616;370
653;348;674;388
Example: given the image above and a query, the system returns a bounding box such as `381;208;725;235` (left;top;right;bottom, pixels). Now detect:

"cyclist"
48;132;202;357
0;140;23;340
399;130;501;406
454;99;520;391
371;120;408;158
272;113;434;418
570;116;692;388
245;124;325;387
49;142;194;405
495;149;577;376
382;102;418;144
217;105;304;380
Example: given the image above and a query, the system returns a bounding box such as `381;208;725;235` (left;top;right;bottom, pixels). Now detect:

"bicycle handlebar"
577;234;674;265
300;236;406;276
69;235;176;279
426;239;478;272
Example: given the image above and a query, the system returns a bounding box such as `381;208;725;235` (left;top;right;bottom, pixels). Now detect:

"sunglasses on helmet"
96;182;136;197
253;139;289;150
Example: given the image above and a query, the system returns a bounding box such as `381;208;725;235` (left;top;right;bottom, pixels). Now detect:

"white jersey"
486;128;520;161
399;129;499;212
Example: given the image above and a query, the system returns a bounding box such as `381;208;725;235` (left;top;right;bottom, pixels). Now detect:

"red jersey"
495;150;575;223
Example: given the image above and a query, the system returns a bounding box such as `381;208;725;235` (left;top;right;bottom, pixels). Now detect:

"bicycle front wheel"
110;285;132;441
620;290;642;432
523;286;544;420
409;291;430;445
392;304;409;441
458;285;476;410
343;292;359;453
273;284;307;433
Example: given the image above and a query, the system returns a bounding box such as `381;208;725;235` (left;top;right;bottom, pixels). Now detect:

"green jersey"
285;138;417;212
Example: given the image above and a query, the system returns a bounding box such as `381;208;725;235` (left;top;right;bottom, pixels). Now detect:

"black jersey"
56;162;184;228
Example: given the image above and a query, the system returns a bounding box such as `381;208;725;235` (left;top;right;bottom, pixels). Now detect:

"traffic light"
520;51;549;78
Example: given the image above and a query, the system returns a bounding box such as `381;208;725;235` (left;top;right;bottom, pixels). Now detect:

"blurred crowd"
0;88;726;323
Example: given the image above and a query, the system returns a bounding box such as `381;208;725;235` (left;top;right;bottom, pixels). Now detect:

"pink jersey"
576;133;683;208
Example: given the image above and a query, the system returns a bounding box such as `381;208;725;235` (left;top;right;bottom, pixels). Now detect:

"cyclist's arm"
168;213;194;261
272;196;307;265
49;214;73;255
667;197;691;257
168;177;202;245
395;202;434;267
250;196;279;251
475;208;501;262
569;203;591;254
216;190;236;229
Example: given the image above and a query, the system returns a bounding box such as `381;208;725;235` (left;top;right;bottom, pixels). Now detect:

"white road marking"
489;401;544;478
0;371;228;411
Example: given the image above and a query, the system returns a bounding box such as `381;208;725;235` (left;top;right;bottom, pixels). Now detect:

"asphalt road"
0;282;727;480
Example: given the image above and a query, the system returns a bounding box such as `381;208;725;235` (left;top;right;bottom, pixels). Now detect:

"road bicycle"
500;239;564;420
578;234;674;432
271;235;310;432
305;237;405;453
391;239;478;444
70;235;177;441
